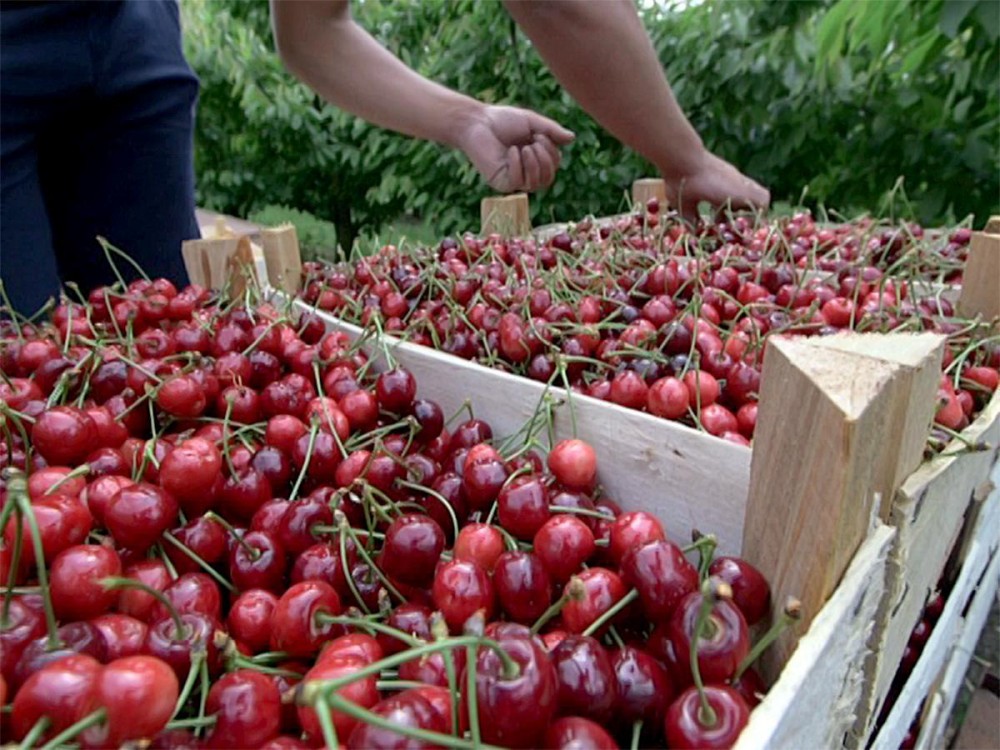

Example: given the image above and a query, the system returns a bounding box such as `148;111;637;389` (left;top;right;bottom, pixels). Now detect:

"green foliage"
247;205;338;261
185;0;999;246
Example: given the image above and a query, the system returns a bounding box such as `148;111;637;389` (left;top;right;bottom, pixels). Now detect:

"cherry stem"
101;576;187;640
314;613;421;648
338;515;407;605
288;421;319;502
43;464;91;496
734;596;803;680
171;651;204;722
10;478;61;650
204;511;260;561
220;397;237;479
582;587;639;638
37;707;106;750
684;531;717;580
531;576;587;635
165;716;217;730
630;719;643;750
397;479;460;541
1;496;24;626
690;579;721;728
19;715;50;750
301;635;518;705
466;643;482;746
161;531;237;593
196;656;211;738
324;690;506;750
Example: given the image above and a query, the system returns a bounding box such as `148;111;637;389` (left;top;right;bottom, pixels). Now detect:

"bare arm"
270;0;574;192
504;0;769;215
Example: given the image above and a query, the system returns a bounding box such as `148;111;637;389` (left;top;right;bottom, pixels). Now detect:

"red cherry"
105;483;178;553
494;550;553;624
270;581;342;658
377;603;433;656
205;670;282;748
297;657;380;742
229;530;287;593
117;559;171;621
562;567;628;635
31;406;97;466
277;496;334;556
227;589;279;654
50;544;122;621
497;475;551;540
543;716;619;750
375;367;417;413
380;514;446;588
91;614;149;661
432;559;495;632
666;590;750;686
547;439;597;491
708;556;771;626
83;656;179;747
621;540;699;623
152;572;223;623
648;377;691;419
156;375;207;418
608;511;666;566
11;653;101;743
533;514;595;583
550;635;616;722
611;645;675;727
144;612;220;680
467;635;559;748
664;685;749;749
346;688;446;748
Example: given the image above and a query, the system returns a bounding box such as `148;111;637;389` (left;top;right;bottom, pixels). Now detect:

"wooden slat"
857;389;1000;740
742;334;944;678
733;524;896;750
869;472;1000;750
480;194;531;237
287;297;752;554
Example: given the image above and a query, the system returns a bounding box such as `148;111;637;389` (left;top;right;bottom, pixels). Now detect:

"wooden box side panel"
292;299;752;553
870;475;1000;750
862;390;1000;732
734;524;896;750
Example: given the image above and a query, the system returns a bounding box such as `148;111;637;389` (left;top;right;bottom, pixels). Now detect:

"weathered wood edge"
869;472;999;750
733;524;896;750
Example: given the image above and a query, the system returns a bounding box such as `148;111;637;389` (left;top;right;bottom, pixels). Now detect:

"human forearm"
502;0;705;179
270;0;482;147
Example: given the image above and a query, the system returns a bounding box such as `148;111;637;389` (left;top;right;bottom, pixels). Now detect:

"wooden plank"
733;524;896;750
984;215;1000;235
957;231;1000;322
287;297;752;554
870;475;1000;750
182;235;266;298
260;225;303;295
742;334;944;678
858;389;1000;739
481;194;531;237
631;178;667;209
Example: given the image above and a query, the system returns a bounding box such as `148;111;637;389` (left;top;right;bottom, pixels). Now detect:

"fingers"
520;144;543;190
526;110;575;145
497;145;523;193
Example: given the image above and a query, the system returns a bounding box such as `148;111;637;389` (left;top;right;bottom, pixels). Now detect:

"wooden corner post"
742;332;944;678
957;224;999;324
261;224;303;295
631;178;667;208
480;194;531;237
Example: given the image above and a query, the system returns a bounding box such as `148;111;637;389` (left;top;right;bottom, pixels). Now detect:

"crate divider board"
869;467;1000;750
288;296;751;553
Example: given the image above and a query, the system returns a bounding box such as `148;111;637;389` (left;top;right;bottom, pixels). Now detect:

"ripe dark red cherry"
205;669;282;748
550;635;616;722
708;556;771;626
380;514;446;588
620;540;699;623
493;550;552;624
49;544;122;621
664;684;750;749
432;558;495;632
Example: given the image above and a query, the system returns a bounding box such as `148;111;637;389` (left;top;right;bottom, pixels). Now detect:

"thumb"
525;111;575;145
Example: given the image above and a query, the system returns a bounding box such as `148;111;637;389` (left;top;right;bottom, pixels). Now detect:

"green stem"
734;597;802;680
530;577;585;635
466;643;481;746
19;716;51;750
101;576;186;639
315;680;341;750
690;580;719;728
38;708;106;750
171;651;204;721
12;486;60;649
630;719;643;750
161;531;237;593
582;588;639;638
289;422;319;502
314;613;422;648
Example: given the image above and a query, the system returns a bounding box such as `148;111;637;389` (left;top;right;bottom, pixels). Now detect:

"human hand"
455;104;575;193
663;150;770;223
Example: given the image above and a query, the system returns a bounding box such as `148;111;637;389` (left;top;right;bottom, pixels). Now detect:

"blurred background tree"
183;0;999;256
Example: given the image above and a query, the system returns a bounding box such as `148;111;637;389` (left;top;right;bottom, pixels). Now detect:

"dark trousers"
1;0;200;316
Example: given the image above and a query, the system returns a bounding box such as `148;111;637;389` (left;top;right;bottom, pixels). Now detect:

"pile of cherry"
300;207;998;449
0;277;789;749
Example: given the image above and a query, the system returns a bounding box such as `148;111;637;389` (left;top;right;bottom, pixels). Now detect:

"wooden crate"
258;205;999;747
275;292;997;748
